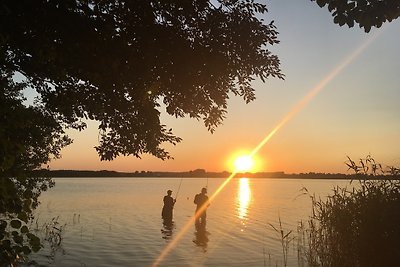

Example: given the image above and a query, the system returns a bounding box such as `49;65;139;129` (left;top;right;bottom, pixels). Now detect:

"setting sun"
234;155;254;172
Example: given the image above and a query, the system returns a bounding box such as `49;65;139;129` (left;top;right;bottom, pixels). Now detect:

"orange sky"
48;1;400;174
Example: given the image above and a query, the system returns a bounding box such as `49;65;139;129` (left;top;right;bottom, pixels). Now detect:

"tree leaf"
10;220;22;229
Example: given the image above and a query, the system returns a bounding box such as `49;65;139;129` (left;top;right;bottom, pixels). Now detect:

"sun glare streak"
250;31;380;159
153;30;381;267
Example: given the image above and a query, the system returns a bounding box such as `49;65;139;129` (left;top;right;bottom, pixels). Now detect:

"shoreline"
31;169;396;180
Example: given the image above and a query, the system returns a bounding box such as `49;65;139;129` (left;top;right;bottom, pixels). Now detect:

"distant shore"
32;169;396;180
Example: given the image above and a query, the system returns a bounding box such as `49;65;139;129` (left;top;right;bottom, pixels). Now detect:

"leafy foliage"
0;177;54;265
312;0;400;32
0;0;283;161
304;156;400;267
1;1;283;264
1;62;69;265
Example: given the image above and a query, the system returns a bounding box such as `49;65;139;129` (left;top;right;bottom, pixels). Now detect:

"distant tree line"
31;169;399;180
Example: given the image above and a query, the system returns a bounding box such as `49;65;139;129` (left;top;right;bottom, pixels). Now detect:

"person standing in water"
162;189;176;224
194;187;210;227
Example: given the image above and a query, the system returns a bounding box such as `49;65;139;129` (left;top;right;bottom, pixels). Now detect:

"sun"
234;155;254;172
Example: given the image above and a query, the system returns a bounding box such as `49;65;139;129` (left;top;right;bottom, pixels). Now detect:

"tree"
312;0;400;32
1;1;282;263
1;0;283;161
1;68;71;264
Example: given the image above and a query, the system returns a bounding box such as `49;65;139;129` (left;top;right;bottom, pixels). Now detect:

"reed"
268;217;295;267
302;155;400;266
267;155;400;267
26;216;67;265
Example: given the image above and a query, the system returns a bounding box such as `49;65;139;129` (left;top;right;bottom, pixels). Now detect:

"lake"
28;177;350;267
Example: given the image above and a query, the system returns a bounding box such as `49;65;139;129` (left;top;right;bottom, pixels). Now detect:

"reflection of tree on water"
193;223;209;252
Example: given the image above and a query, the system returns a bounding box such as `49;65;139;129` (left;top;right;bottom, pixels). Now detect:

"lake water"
28;177;350;267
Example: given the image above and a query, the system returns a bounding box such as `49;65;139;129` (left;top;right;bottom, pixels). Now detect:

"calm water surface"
29;177;350;266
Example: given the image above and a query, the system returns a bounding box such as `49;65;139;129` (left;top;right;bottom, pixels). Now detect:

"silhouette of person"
161;189;176;225
194;187;209;227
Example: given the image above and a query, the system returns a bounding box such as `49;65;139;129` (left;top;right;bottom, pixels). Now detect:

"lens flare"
152;30;381;267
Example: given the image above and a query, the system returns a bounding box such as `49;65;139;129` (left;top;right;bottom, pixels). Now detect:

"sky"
47;1;400;174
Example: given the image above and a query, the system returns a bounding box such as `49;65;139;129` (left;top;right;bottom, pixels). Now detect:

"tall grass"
24;216;67;266
268;217;295;267
303;155;400;267
267;155;400;267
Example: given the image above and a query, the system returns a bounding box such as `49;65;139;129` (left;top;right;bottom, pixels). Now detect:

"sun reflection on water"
237;178;251;230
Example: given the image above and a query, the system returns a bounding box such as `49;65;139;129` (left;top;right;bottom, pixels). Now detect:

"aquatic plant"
41;216;67;263
22;216;67;266
303;155;400;267
43;216;65;249
267;217;295;267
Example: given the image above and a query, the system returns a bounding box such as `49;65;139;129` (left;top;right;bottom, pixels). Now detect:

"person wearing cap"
194;187;210;228
162;189;176;224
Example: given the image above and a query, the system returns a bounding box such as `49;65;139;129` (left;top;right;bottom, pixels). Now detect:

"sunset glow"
234;155;254;172
227;151;261;173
